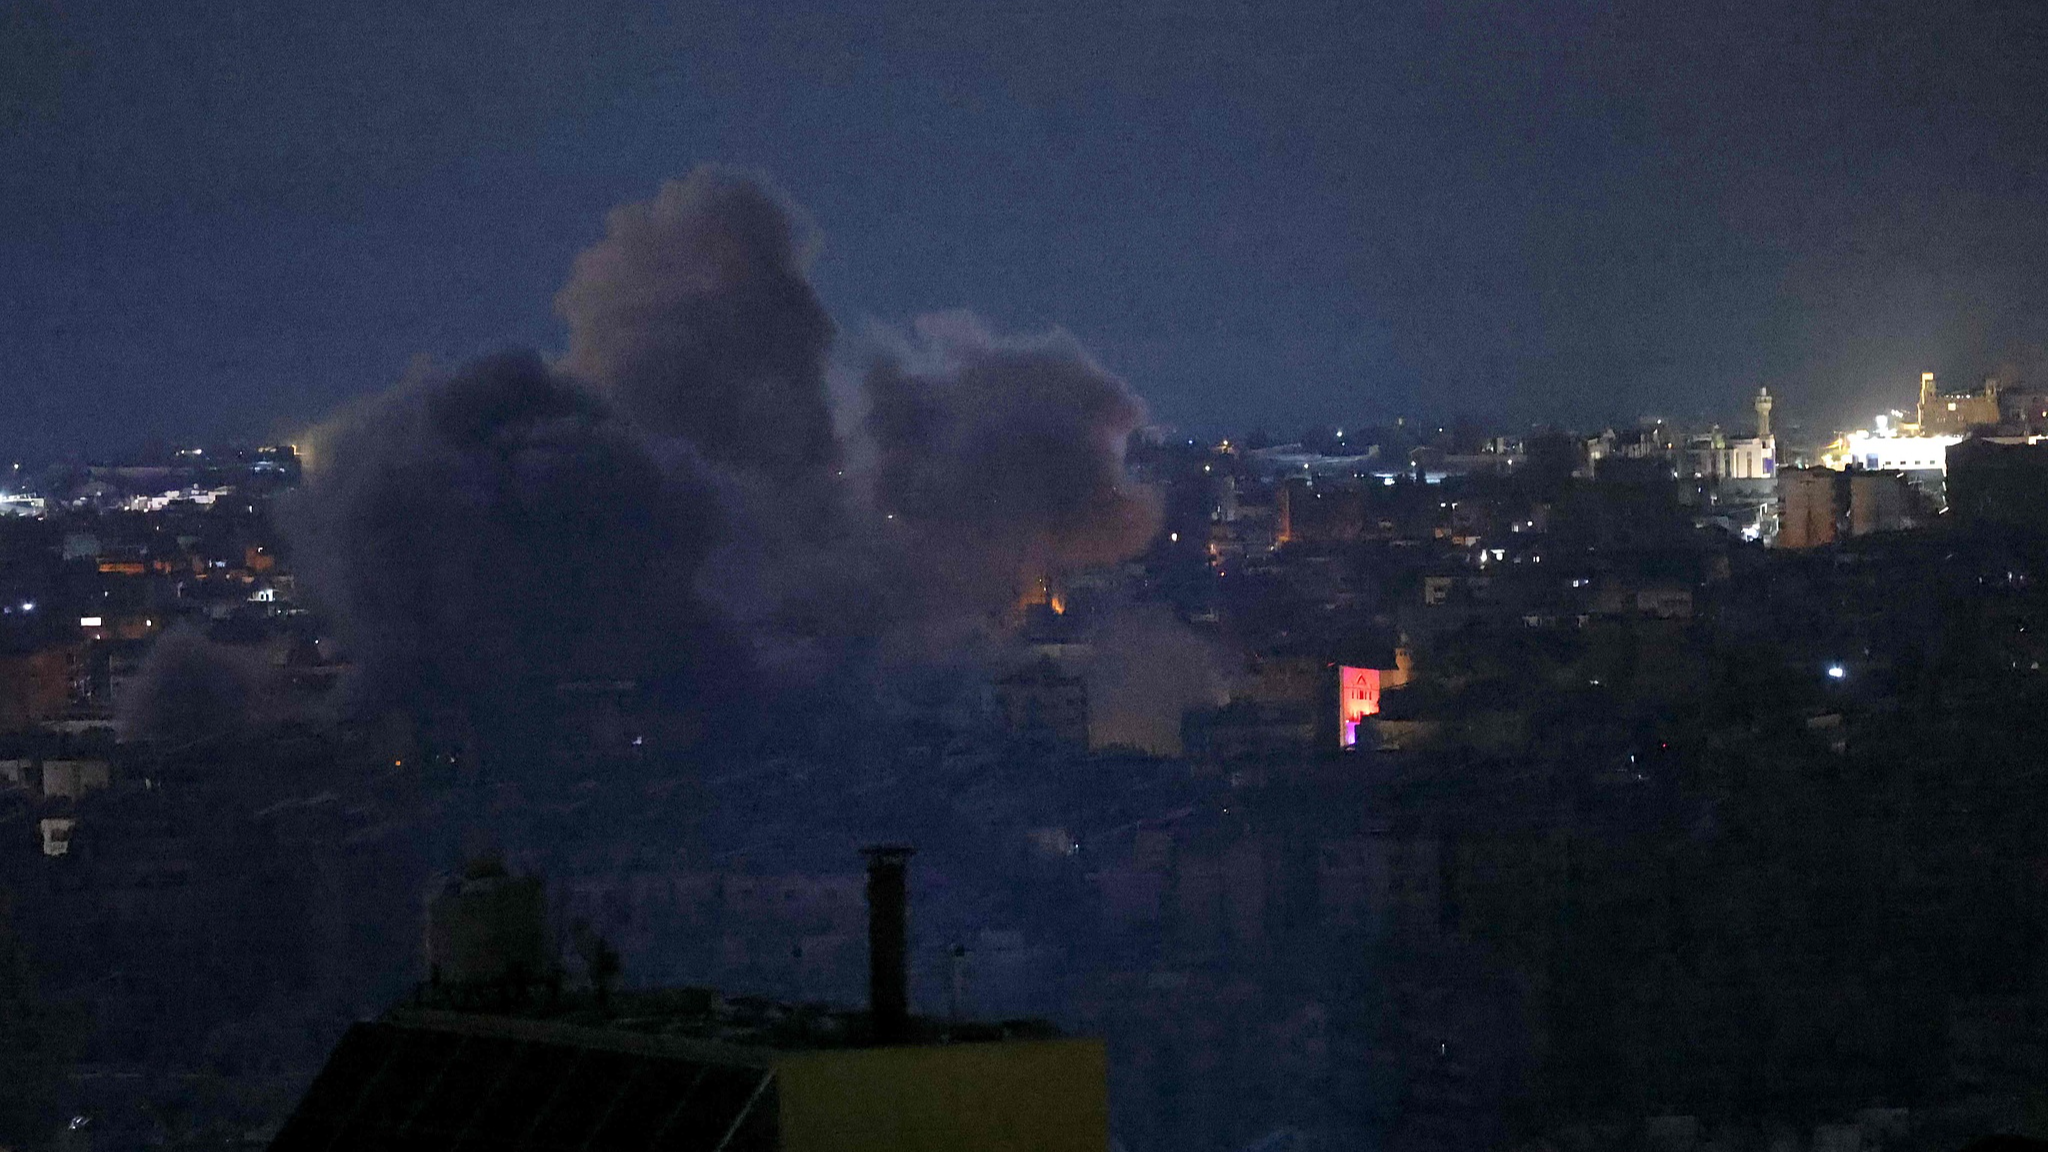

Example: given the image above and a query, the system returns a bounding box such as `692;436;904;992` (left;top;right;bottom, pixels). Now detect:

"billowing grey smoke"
284;350;740;768
860;312;1162;621
118;624;267;747
556;165;838;480
1083;603;1228;756
276;174;1174;769
555;165;862;661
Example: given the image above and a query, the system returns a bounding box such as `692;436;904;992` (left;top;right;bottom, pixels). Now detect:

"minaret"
1919;372;1937;426
1754;387;1773;439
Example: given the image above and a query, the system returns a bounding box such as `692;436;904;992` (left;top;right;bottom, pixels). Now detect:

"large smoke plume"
556;166;837;481
554;167;870;661
284;350;742;765
269;165;1181;768
858;311;1162;622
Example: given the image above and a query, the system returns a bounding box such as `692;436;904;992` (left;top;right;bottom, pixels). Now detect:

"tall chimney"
863;845;915;1043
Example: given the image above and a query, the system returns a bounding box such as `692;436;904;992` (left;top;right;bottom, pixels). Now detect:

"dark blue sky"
4;0;2047;458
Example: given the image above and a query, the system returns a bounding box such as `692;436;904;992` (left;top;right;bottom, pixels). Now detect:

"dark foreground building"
267;847;1108;1152
269;1003;1104;1152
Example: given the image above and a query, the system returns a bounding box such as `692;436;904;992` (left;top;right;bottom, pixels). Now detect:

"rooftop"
406;983;1062;1053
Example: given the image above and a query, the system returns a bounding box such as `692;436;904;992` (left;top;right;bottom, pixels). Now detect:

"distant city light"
79;616;101;627
1826;664;1846;680
17;601;32;613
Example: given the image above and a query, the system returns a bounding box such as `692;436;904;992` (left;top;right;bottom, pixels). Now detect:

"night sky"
4;0;2047;460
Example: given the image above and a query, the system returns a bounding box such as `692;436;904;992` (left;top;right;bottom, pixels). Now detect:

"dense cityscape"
7;359;2048;1148
12;2;2048;1150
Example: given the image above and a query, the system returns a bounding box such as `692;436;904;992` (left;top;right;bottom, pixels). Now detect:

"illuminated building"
1681;389;1778;489
1338;665;1380;748
1916;371;2002;435
1683;432;1775;483
1216;648;1408;752
1817;373;1993;476
1821;429;1962;473
0;492;45;516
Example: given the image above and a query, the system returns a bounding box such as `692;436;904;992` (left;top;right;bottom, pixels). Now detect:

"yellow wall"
774;1039;1107;1152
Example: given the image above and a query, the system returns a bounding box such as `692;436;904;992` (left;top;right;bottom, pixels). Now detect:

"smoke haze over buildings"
261;165;1188;767
859;311;1162;621
282;350;742;765
1082;602;1228;757
117;623;270;747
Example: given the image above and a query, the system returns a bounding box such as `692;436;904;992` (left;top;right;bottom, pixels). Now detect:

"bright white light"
17;601;32;613
79;616;101;627
1826;664;1846;680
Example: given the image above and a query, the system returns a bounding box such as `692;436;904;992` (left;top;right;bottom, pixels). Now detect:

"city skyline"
7;1;2048;459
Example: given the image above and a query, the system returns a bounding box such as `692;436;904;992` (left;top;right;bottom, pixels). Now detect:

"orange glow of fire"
1013;571;1067;617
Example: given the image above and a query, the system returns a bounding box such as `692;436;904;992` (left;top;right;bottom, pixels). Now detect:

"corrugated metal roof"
269;1016;777;1152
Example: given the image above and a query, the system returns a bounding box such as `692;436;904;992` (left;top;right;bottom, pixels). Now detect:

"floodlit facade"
1338;665;1381;748
1917;371;2002;435
1822;430;1962;473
